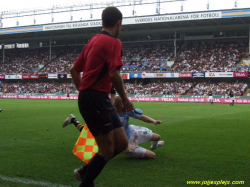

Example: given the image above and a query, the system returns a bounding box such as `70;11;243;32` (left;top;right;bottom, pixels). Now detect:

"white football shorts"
123;125;153;158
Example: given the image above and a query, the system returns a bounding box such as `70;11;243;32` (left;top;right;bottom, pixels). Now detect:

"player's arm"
109;69;133;111
141;115;163;125
70;65;81;90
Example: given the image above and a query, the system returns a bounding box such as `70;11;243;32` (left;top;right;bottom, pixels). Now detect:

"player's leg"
150;133;161;141
210;98;213;104
132;125;165;151
62;114;84;131
124;146;156;159
150;133;165;150
143;150;156;159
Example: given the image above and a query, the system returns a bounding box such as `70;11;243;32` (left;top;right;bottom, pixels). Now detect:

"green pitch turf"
0;99;249;187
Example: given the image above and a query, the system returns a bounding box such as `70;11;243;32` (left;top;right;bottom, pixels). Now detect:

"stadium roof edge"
0;8;249;44
0;8;249;32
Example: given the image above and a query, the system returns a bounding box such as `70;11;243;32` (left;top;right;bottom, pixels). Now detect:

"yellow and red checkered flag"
73;124;98;164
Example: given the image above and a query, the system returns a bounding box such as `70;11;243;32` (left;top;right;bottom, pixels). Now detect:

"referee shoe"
74;167;96;187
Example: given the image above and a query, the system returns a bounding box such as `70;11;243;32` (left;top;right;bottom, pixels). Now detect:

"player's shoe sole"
62;114;75;127
151;141;165;150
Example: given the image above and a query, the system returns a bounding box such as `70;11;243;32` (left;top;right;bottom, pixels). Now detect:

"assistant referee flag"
73;125;98;164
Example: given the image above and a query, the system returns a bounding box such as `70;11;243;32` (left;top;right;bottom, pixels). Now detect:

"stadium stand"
0;48;55;75
173;40;247;72
2;81;247;96
38;47;82;74
121;44;175;73
0;41;248;74
125;82;193;95
188;82;248;96
3;82;77;94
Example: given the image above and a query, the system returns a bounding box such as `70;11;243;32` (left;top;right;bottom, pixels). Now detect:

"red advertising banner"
2;95;78;100
0;75;5;79
31;75;39;79
179;72;192;78
22;75;39;79
233;72;248;77
128;97;250;104
2;95;250;104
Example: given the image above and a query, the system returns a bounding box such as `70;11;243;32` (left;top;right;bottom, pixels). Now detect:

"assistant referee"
70;6;134;187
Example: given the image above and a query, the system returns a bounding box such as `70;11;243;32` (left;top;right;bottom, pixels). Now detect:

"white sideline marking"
0;174;74;187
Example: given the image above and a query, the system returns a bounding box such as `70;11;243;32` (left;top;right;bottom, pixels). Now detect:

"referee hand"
123;98;134;111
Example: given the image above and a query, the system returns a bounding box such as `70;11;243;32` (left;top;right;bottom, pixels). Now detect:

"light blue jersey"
117;108;142;139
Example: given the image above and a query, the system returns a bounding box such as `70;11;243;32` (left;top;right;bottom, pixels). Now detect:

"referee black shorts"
78;89;122;136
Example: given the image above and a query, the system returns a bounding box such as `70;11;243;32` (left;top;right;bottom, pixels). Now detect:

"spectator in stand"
125;82;193;96
39;47;82;74
0;81;3;112
188;82;248;96
3;82;78;94
173;41;247;72
0;41;247;75
0;48;56;75
2;81;248;96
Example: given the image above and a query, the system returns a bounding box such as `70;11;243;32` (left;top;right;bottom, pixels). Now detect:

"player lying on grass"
63;96;165;159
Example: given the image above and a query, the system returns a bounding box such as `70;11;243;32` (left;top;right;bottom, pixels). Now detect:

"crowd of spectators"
125;82;193;95
188;82;248;96
121;44;174;73
39;47;81;74
2;82;78;94
174;41;247;72
0;40;248;74
0;48;56;75
1;81;248;96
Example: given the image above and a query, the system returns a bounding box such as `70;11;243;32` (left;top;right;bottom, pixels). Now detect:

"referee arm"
70;65;81;90
109;69;133;111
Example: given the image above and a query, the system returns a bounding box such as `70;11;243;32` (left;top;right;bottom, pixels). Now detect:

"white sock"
151;141;158;148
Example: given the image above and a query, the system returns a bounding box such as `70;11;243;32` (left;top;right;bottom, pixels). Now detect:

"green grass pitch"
0;99;249;187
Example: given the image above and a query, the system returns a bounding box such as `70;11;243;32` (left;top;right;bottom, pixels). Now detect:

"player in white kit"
63;96;165;159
